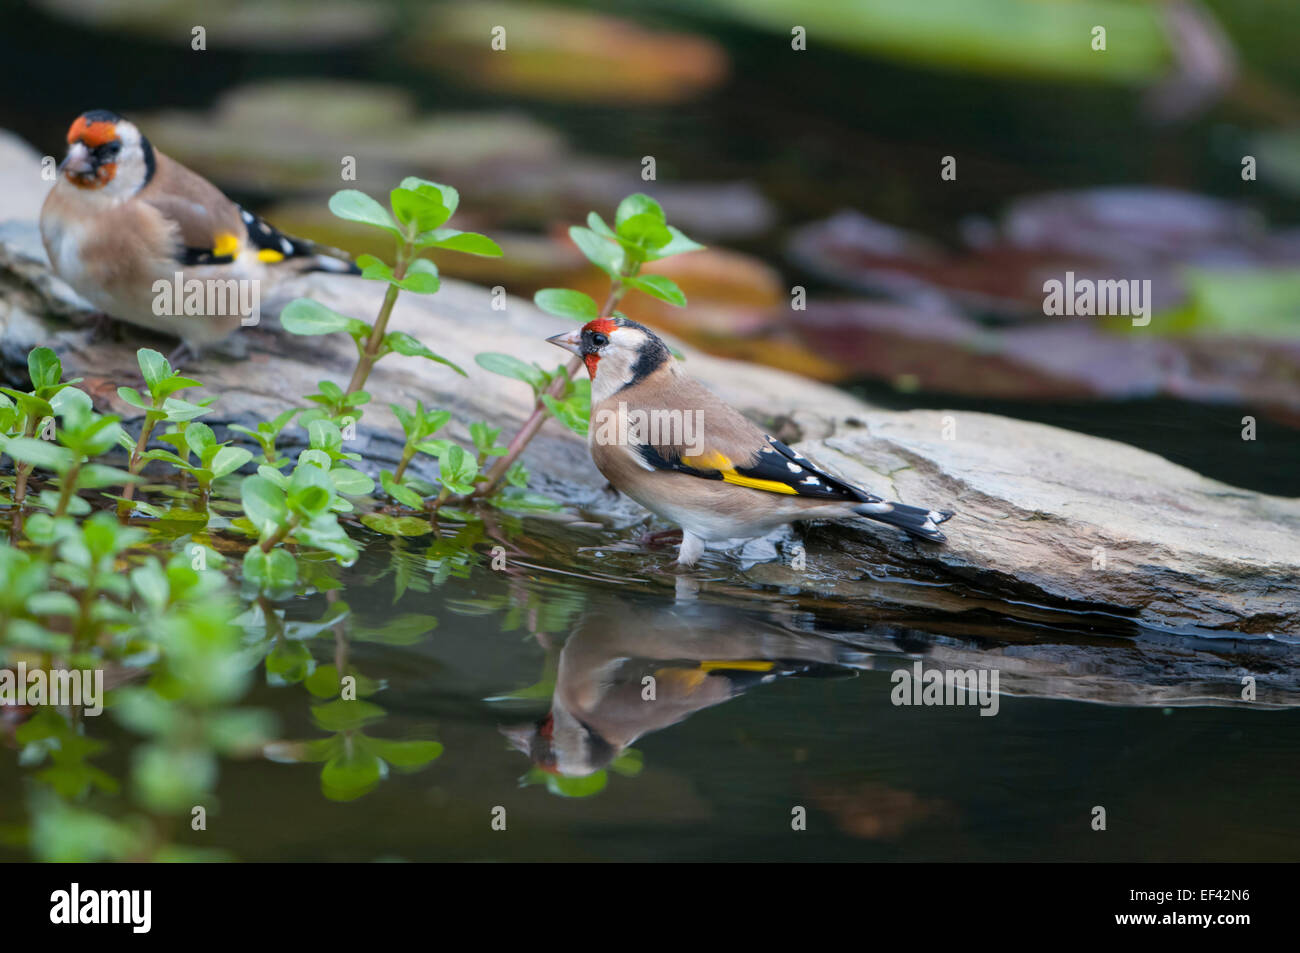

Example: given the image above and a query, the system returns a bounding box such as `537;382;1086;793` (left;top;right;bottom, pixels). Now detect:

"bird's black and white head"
547;315;673;402
500;705;617;779
60;110;154;198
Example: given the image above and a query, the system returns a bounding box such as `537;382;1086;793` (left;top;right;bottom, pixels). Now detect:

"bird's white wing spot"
786;462;802;473
280;237;294;254
801;476;821;486
628;446;655;471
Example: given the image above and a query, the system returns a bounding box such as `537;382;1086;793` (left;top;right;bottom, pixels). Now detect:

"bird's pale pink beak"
59;142;95;177
546;329;582;355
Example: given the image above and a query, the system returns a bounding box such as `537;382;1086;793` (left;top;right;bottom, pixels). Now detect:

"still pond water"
8;513;1294;862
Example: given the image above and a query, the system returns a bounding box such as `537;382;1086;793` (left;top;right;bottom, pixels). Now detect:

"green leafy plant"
229;408;299;469
137;421;251;503
114;349;211;505
281;177;500;396
239;454;360;589
0;347;85;508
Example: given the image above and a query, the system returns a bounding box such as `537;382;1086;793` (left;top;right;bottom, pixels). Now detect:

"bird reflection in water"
500;597;869;779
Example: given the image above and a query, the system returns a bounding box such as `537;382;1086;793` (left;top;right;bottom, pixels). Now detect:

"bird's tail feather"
855;501;953;542
302;252;361;276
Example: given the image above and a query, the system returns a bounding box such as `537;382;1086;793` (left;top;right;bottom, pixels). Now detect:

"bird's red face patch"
67;116;117;148
580;318;616;378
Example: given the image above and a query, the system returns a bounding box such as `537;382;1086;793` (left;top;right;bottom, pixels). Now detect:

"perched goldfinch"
548;316;954;566
40;110;357;360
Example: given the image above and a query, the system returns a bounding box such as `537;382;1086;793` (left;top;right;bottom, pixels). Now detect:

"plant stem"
11;415;41;508
393;443;416;484
120;410;160;506
259;513;301;553
346;244;410;395
474;371;577;496
53;459;83;518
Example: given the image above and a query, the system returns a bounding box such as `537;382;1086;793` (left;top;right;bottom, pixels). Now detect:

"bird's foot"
637;528;683;549
77;311;120;343
165;341;199;370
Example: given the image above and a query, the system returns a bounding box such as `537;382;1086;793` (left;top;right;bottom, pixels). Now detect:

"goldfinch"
548;316;954;566
40;109;357;359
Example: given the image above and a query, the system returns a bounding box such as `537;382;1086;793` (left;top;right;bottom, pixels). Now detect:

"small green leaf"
415;229;502;257
288;463;335;518
541;394;589;437
116;386;149;410
281;298;371;338
390;186;450;232
569;225;623;277
3;437;74;471
626;273;687;307
321;750;384;802
534;288;599;322
360;513;432;537
243;547;297;589
74;464;141;489
617;212;672;250
355;253;394;282
649;225;706;260
160;396;211;423
371;739;443;770
615;193;666;228
398;177;459;218
474;353;545;391
28;347;63;391
329;190;400;235
211;446;253;479
329;466;374;496
437;444;478;496
186;422;216;458
383;332;465;375
136;349;172;394
240;475;288;532
396;258;440;294
381;471;425;509
311;699;386;732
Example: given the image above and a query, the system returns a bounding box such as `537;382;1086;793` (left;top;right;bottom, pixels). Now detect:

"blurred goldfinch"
40;109;357;360
548;316;954;566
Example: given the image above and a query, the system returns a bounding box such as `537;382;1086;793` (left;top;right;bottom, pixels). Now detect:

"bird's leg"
676;531;705;567
637;528;683;549
165;340;198;370
77;310;119;342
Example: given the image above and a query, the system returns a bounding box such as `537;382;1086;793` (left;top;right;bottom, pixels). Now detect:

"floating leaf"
361;513;432;537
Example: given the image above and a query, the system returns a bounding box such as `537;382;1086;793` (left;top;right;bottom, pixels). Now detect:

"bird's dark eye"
92;141;121;160
591;332;609;348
